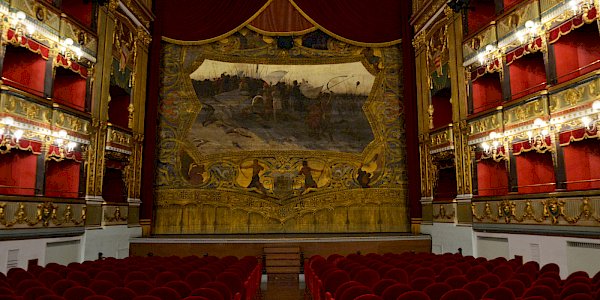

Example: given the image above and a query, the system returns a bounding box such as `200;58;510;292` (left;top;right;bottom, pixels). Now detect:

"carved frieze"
0;202;85;229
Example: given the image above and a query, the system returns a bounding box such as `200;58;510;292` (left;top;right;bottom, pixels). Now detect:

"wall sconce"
568;0;594;14
59;38;83;61
481;131;503;154
526;118;550;151
52;130;78;152
516;20;540;44
478;44;497;66
1;117;24;144
581;100;600;131
11;11;36;40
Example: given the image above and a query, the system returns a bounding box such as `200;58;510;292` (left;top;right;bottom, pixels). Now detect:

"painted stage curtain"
160;0;402;45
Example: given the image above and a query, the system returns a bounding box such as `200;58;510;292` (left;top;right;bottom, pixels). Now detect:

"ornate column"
85;4;117;227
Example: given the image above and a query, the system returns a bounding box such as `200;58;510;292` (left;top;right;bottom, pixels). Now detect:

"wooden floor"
259;275;307;300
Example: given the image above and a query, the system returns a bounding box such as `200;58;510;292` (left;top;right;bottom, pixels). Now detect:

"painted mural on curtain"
155;29;408;234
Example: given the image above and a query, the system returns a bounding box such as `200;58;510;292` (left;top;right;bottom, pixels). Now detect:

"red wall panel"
472;73;502;113
509;53;546;99
53;68;87;111
0;151;37;196
477;159;509;196
516;152;556;194
563;139;600;190
2;47;46;96
45;160;80;198
554;23;600;83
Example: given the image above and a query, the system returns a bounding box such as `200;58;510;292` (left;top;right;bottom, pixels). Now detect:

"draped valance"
158;0;403;46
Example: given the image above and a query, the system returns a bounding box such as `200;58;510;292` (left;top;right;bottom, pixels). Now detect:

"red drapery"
249;0;314;35
159;0;403;45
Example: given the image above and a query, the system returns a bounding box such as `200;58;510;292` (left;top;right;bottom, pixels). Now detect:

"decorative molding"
0;201;85;229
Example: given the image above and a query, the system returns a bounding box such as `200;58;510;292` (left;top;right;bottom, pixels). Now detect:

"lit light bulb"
516;30;526;43
74;47;83;58
1;117;15;126
67;142;77;152
16;11;26;21
482;142;490;151
26;24;35;35
14;129;23;142
478;53;486;64
592;100;600;111
486;44;495;53
64;38;73;46
533;118;546;127
527;131;533;139
541;129;549;136
569;0;581;11
55;138;63;146
492;140;500;148
581;116;592;127
58;130;67;138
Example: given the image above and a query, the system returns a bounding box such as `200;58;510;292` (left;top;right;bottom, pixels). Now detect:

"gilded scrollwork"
0;202;85;228
432;203;455;221
472;198;600;225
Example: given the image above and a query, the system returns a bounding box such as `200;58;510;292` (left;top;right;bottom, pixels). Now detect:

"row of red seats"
0;255;262;300
305;252;600;300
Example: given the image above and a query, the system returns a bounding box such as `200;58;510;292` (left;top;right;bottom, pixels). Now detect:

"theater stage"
129;233;432;258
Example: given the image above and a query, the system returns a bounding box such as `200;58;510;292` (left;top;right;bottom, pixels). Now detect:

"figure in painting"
357;167;372;188
241;159;267;194
187;163;205;185
299;160;322;191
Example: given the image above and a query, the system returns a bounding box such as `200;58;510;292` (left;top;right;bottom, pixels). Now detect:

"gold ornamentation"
498;200;518;223
542;198;571;224
104;206;128;222
472;202;499;222
433;204;455;220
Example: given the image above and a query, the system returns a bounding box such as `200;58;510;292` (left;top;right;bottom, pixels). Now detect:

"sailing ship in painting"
188;60;376;154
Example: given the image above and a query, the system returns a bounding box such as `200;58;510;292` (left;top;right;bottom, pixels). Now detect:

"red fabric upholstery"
445;275;469;288
200;282;230;300
124;272;151;284
561;283;593;300
125;281;154;296
45;160;81;198
540;263;560;274
189;288;223;300
508;52;546;99
0;151;37;196
323;270;351;294
482;286;516;300
132;296;162;300
37;295;66;300
411;277;435;291
381;283;412;300
184;272;211;290
2;46;46;96
53;68;87;111
60;0;93;26
554;23;600;83
154;272;180;286
354;294;383;300
472;72;502;113
515;152;556;194
51;280;79;296
147;287;181;300
338;285;372;300
372;279;397;296
397;290;432;300
16;279;44;295
334;281;363;299
563;293;594;300
478;273;501;288
84;296;112;300
105;287;137;300
563;139;600;190
440;289;475;300
383;268;408;283
464;281;490;300
353;269;380;288
500;279;526;297
523;285;556;300
37;271;62;288
63;286;95;300
163;281;191;298
437;267;463;282
66;271;90;287
423;282;452;300
22;286;54;300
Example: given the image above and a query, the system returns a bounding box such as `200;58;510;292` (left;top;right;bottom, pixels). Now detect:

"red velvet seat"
84;296;112;300
201;281;231;300
440;289;474;300
147;286;181;300
22;286;54;300
16;279;44;295
126;280;154;296
540;263;560;274
37;295;66;300
396;290;431;300
182;297;210;300
383;268;408;283
94;271;122;286
482;286;516;300
189;288;224;300
563;294;594;300
216;272;243;296
413;268;436;279
132;296;162;300
560;283;592;300
334;281;363;299
338;285;372;300
38;271;63;288
381;283;412;300
124;272;152;284
372;279;397;296
63;286;96;300
164;281;191;298
463;281;490;300
105;287;137;300
411;277;435;291
492;265;514;281
354;294;383;300
154;272;180;286
423;282;452;300
444;275;468;288
437;267;463;282
512;272;533;287
466;265;489;280
0;296;18;300
323;270;351;294
568;272;590;280
353;269;380;288
51;280;79;296
0;288;13;296
522;285;555;300
478;273;501;287
500;279;526;297
7;268;35;287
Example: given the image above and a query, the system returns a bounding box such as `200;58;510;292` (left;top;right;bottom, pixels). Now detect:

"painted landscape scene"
188;60;376;154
